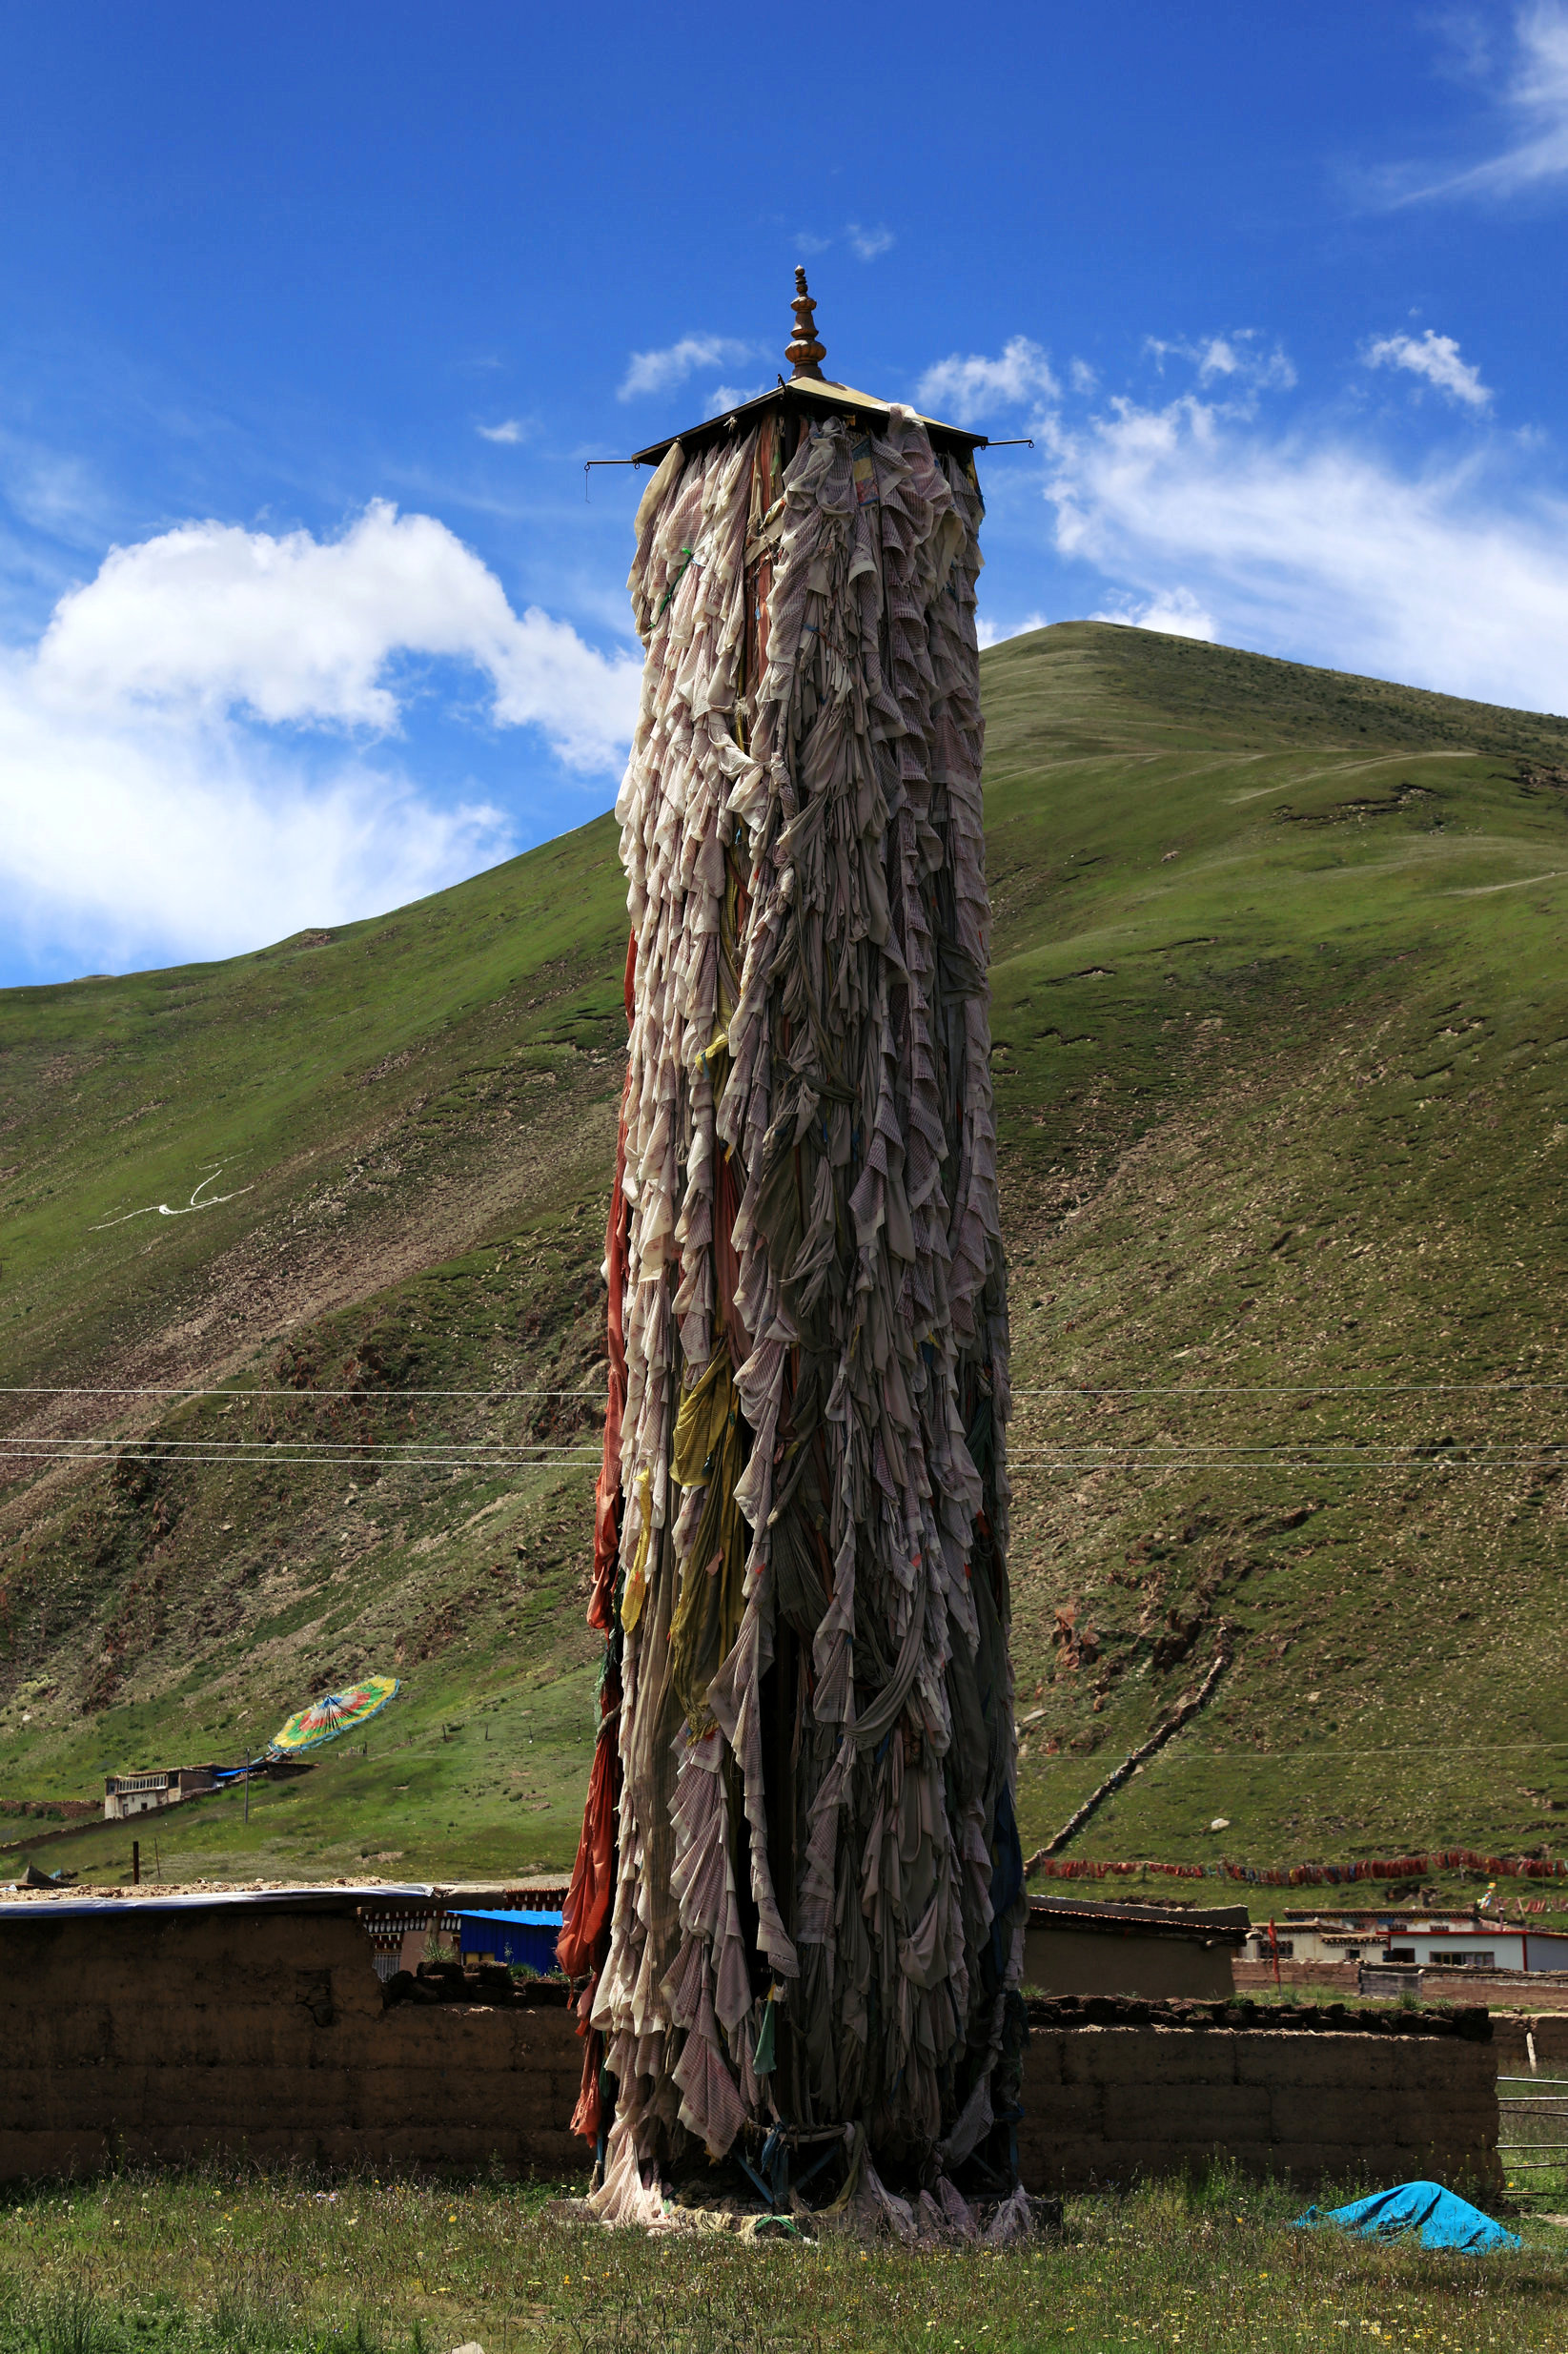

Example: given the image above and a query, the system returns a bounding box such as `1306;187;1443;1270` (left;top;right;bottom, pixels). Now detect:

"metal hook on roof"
583;457;644;503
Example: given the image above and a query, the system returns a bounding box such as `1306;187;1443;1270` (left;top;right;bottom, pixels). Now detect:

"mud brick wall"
0;1909;584;2180
1233;1960;1359;1994
1491;2014;1568;2071
0;1909;1502;2192
1020;2019;1499;2194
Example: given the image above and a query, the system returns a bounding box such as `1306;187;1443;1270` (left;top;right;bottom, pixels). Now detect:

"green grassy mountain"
6;619;1568;1899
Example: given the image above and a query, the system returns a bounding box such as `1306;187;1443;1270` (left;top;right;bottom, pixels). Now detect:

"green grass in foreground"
1;2166;1565;2353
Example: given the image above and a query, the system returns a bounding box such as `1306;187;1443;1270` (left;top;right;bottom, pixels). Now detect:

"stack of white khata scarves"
560;402;1022;2226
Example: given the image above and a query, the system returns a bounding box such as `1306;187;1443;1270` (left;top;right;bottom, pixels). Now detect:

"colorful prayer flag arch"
265;1674;399;1757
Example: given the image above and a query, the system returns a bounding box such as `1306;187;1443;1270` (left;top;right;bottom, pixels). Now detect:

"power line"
0;1436;601;1456
1007;1443;1568;1458
0;1445;600;1470
1;1449;593;1468
6;1378;1561;1401
1008;1456;1560;1471
0;1384;606;1401
1013;1381;1568;1397
1038;1741;1568;1760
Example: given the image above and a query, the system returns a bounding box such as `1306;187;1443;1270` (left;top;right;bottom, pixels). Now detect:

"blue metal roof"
454;1907;562;1928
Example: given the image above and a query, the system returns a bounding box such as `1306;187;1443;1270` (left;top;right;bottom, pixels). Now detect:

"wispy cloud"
845;222;894;261
791;223;896;264
619;336;758;400
1364;329;1493;409
1379;1;1568;202
1146;332;1296;393
1;502;642;971
976;610;1049;649
708;382;767;415
1045;388;1568;712
476;418;531;444
1090;586;1216;641
915;337;1060;427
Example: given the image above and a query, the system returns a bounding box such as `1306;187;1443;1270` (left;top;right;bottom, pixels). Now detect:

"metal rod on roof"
583;457;644;502
985;439;1035;448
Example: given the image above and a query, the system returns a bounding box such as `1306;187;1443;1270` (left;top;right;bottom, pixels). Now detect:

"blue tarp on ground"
455;1908;563;1974
1294;2181;1520;2254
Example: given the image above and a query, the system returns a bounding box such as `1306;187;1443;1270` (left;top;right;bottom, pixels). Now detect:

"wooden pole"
132;1838;139;1886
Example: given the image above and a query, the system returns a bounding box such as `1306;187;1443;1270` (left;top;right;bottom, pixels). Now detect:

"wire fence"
1497;2076;1568;2206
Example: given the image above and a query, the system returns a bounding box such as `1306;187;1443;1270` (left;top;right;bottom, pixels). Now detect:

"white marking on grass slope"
91;1163;255;1231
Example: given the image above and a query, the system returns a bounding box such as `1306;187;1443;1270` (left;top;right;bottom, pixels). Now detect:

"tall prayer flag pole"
559;273;1023;2222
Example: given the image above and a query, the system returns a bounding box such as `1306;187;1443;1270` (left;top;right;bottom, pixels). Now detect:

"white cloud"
915;337;1061;427
792;225;893;262
477;418;530;444
33;500;640;768
1090;587;1217;641
976;611;1050;649
1146;332;1296;393
1047;390;1568;713
1069;358;1099;396
2;684;511;972
1388;1;1568;200
0;502;644;971
619;336;758;400
1364;329;1493;409
707;382;767;416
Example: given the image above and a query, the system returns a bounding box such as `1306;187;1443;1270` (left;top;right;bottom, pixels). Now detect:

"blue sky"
3;1;1568;984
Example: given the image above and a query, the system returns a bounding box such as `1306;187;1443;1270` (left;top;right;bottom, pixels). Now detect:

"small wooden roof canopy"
627;267;988;469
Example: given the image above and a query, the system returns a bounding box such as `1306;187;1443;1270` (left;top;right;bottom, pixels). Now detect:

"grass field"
7;620;1568;1894
3;2163;1566;2353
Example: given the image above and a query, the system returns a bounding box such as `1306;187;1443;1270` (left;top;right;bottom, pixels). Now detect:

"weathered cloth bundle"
560;403;1021;2223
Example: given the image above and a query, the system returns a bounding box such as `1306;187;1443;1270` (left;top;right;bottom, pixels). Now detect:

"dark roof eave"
627;378;988;471
1028;1896;1252;1945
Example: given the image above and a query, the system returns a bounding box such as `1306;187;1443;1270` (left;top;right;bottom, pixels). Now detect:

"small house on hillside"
102;1766;219;1820
1385;1925;1568;1974
1241;1909;1474;1965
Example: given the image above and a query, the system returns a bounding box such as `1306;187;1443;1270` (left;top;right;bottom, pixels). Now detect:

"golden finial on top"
785;266;826;380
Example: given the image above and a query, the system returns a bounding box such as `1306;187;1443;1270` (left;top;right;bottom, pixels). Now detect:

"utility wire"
5;1376;1562;1400
1009;1457;1561;1471
0;1436;601;1455
1046;1741;1568;1760
1013;1381;1568;1397
1006;1447;1568;1462
1;1441;598;1459
0;1441;598;1459
0;1384;605;1401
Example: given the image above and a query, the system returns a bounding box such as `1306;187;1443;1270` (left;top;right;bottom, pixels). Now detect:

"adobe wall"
1490;2013;1568;2072
1233;1959;1359;1994
1025;1926;1232;2000
0;1910;1500;2193
1019;2016;1499;2195
0;1910;583;2181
